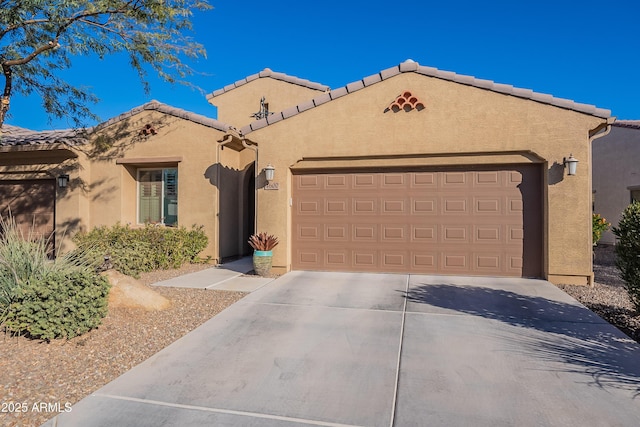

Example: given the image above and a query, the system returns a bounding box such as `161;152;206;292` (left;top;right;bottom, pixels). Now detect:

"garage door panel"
413;198;437;214
412;172;436;187
443;172;467;185
382;199;406;214
413;252;438;269
292;166;542;277
475;253;501;270
353;174;376;188
475;226;501;243
326;175;348;188
381;224;407;241
475;198;501;214
443;198;468;214
475;171;500;185
325;224;349;241
412;226;436;242
353;251;376;267
381;251;408;269
353;224;376;241
326;250;348;266
298;175;321;189
325;199;348;215
442;253;469;271
353;198;377;215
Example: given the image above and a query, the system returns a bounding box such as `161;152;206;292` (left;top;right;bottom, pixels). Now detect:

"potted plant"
248;232;279;276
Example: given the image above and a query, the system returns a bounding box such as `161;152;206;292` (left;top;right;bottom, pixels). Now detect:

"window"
138;168;178;225
632;189;640;203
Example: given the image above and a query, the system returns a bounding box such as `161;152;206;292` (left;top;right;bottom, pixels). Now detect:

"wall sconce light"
563;154;579;176
58;174;69;188
264;164;275;182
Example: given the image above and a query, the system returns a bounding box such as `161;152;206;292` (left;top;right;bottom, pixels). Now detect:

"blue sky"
7;0;640;130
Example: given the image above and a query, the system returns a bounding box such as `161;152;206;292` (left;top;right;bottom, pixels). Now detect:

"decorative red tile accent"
387;91;425;112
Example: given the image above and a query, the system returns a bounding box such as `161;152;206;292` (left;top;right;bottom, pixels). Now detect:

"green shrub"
4;270;110;340
592;213;611;245
72;223;208;278
612;201;640;311
0;215;109;340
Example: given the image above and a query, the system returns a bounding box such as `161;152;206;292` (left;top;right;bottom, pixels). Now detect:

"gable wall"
85;110;229;259
247;73;607;283
210;78;327;128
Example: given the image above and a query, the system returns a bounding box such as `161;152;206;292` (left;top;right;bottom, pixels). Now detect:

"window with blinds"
138;168;178;225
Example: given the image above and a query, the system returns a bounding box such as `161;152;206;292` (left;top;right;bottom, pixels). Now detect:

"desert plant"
4;270;110;340
248;232;279;251
593;213;611;245
72;223;208;278
0;215;108;339
612;201;640;311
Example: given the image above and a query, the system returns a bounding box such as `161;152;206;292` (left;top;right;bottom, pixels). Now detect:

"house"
592;120;640;244
0;60;613;285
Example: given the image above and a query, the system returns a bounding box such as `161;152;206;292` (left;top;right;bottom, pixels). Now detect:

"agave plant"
248;232;279;251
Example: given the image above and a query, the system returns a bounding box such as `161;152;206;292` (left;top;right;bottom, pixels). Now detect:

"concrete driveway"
45;272;640;426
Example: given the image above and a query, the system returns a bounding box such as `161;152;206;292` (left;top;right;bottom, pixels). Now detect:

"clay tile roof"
239;60;611;136
1;101;231;147
93;100;232;133
206;69;330;101
0;125;88;147
612;120;640;129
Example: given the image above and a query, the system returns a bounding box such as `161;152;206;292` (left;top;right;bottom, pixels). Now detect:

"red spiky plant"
248;232;279;251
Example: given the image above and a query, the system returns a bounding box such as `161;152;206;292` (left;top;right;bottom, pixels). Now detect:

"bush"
72;223;208;278
4;270;110;340
0;215;109;340
612;201;640;311
592;213;611;245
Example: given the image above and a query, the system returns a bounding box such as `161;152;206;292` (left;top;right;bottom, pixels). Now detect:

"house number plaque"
265;182;279;190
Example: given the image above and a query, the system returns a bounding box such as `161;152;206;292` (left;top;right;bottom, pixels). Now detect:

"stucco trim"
3;101;231;147
206;68;330;101
238;60;611;136
115;156;183;165
548;274;592;286
290;151;545;170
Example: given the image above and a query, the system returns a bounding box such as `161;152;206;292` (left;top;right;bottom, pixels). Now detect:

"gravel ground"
557;245;640;343
0;263;245;427
2;250;639;426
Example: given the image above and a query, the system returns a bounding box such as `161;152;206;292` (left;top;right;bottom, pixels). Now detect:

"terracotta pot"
253;250;273;276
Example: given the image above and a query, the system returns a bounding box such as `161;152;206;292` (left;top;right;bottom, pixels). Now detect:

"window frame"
629;186;640;204
136;167;178;226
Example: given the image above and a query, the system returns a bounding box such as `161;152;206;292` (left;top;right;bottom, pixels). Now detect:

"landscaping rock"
104;270;171;311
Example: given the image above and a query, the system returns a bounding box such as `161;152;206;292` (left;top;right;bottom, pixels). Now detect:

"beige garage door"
292;165;542;277
0;180;56;248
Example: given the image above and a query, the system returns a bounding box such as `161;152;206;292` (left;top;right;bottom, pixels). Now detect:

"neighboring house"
0;60;613;285
592;120;640;244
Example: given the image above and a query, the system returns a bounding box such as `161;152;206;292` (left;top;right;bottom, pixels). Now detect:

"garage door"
292;165;542;277
0;179;56;248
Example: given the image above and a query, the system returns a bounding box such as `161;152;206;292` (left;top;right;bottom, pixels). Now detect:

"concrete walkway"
44;271;640;426
152;256;275;292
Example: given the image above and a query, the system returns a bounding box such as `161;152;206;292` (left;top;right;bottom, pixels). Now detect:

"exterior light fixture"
563;154;579;176
264;164;275;182
58;174;69;188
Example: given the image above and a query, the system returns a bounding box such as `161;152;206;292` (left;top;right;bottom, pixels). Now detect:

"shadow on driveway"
405;283;640;398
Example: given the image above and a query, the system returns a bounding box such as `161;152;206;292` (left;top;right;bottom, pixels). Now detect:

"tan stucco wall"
245;72;607;284
209;78;327;128
0;147;85;253
592;125;640;244
1;110;255;262
81;110;228;259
